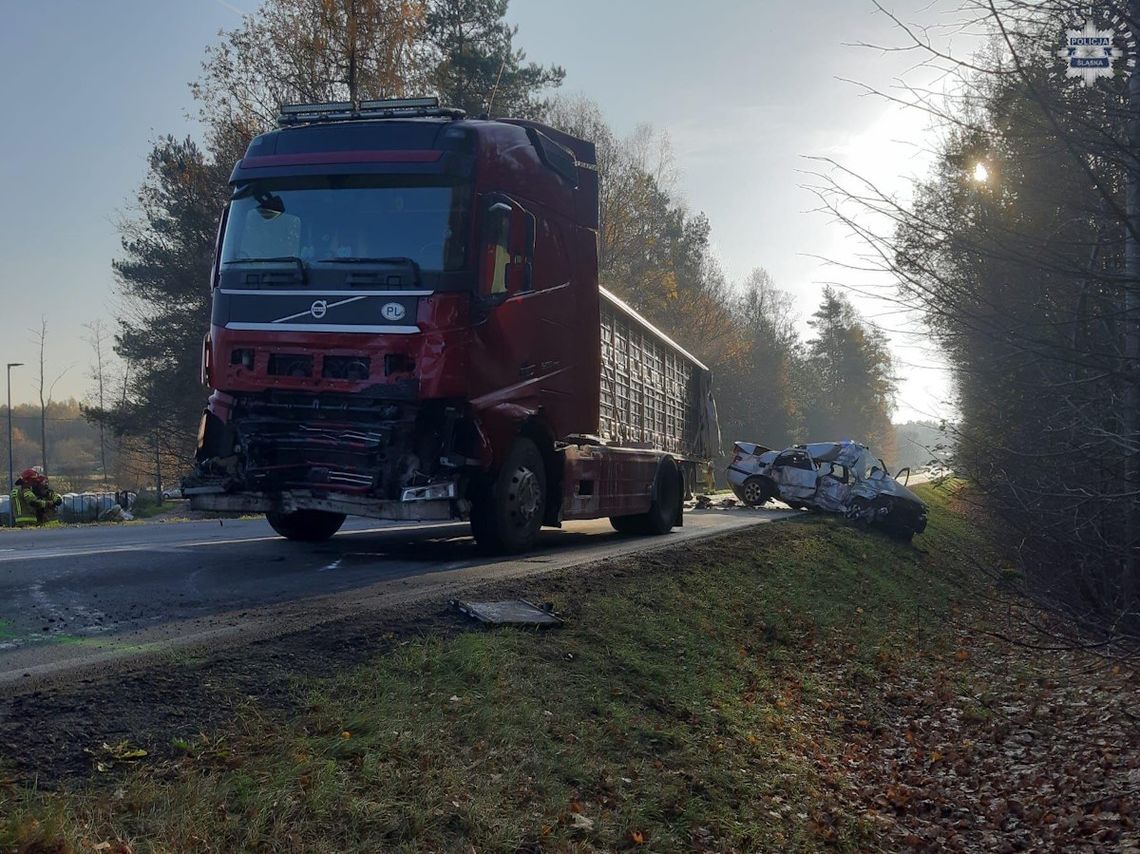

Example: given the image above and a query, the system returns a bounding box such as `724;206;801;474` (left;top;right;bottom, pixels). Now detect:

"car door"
769;449;819;502
814;463;852;512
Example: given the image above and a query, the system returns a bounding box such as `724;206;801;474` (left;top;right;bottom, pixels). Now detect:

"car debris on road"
726;439;928;540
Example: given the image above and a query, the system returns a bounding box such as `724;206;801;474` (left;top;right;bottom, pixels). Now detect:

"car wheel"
887;526;915;543
740;476;769;507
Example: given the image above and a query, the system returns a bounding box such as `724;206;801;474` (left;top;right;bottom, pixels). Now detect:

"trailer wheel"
609;458;683;536
470;437;547;554
266;509;346;542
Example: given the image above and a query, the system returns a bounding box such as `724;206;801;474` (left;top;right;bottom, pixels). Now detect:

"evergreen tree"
799;288;896;456
426;0;564;117
99;136;231;463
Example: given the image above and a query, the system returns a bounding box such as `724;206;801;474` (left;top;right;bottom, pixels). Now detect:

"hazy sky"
0;0;979;422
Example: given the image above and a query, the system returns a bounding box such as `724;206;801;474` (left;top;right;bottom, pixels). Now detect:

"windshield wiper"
317;256;421;284
223;256;308;283
318;256;419;267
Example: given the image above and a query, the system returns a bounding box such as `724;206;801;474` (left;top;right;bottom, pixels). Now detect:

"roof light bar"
277;96;464;126
358;97;439;110
280;101;354;115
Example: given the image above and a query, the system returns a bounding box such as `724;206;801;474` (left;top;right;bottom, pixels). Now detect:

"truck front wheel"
266;509;346;542
470;437;547;554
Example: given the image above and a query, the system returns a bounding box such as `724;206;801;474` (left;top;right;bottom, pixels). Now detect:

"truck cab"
189;98;708;552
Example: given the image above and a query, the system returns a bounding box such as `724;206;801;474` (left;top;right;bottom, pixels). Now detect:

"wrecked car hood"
854;470;923;504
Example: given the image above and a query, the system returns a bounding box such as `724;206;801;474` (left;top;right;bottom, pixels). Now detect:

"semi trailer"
186;97;719;552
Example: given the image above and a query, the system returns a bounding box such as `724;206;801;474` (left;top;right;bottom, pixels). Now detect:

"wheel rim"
743;480;763;504
507;465;541;527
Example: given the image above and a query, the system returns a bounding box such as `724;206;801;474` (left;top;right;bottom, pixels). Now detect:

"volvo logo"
310;300;328;319
381;302;406;322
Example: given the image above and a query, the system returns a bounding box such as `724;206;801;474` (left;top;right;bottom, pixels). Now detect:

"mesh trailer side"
598;287;712;459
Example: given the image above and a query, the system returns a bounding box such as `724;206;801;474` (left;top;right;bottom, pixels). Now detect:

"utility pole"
6;362;23;494
1125;0;1140;609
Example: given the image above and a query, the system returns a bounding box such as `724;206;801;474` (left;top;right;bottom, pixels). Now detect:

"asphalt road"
0;505;795;686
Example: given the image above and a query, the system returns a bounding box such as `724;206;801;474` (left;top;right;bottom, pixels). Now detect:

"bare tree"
29;318;71;478
83;319;111;484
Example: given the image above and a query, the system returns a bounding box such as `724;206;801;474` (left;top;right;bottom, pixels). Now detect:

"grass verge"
1;485;1010;852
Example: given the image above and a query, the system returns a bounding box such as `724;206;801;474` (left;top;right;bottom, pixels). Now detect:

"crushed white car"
726;439;928;540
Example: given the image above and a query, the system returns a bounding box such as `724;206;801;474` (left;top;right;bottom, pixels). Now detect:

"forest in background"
0;399;173;493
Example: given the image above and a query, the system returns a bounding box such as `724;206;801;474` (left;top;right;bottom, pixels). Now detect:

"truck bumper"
187;488;458;522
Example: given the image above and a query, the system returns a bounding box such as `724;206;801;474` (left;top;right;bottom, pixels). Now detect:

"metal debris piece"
454;599;563;627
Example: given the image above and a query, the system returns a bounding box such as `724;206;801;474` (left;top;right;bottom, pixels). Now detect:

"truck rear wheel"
609;458;683;536
266;509;346;542
470;437;547;554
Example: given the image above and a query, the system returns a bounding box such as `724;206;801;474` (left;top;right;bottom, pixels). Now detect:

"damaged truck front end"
191;389;471;534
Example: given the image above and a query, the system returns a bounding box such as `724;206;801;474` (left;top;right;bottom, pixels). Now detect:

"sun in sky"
973;161;989;183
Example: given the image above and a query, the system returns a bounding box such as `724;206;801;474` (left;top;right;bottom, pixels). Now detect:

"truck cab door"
469;191;595;445
472;198;539;400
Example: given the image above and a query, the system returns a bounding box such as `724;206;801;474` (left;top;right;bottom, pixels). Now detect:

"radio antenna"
485;53;507;116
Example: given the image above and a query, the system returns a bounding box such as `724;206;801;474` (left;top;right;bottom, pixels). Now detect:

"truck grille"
234;393;414;497
267;353;313;377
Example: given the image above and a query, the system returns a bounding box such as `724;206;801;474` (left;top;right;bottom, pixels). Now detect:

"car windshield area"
220;176;470;272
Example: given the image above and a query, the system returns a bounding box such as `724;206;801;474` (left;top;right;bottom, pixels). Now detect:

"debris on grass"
454;598;563;627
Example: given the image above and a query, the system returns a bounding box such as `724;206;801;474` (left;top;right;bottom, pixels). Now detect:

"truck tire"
609;458;683;536
470;437;547;554
740;476;770;506
266;509;346;542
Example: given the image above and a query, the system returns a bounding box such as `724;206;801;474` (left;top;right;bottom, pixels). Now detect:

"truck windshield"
221;177;469;272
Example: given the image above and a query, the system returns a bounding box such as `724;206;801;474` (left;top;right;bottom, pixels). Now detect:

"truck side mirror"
505;206;536;294
480;200;535;297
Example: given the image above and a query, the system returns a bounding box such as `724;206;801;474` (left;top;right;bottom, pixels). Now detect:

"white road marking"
0;521;462;563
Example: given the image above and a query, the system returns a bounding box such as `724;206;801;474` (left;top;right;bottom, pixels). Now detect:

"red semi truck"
186;97;720;552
